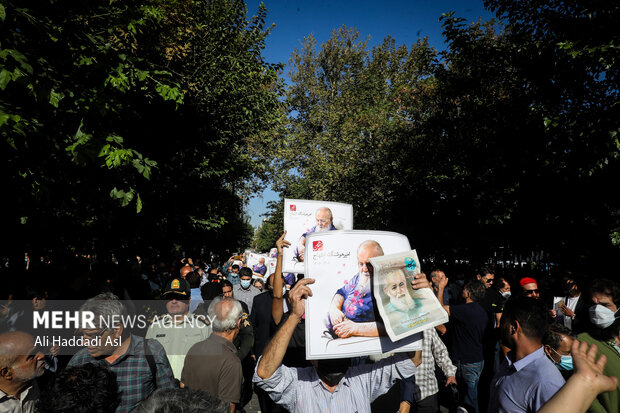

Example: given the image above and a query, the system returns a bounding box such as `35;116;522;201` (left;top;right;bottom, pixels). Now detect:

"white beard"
357;272;371;295
390;293;414;312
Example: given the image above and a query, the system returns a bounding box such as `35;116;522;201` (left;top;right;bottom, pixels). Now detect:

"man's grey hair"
79;292;127;331
208;296;242;332
133;388;227;413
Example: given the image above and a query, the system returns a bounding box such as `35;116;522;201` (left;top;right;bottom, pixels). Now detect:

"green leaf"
0;5;6;22
0;69;12;90
136;194;143;213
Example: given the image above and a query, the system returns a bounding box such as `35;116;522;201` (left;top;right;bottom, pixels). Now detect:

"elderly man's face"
315;209;332;231
7;334;45;382
385;272;414;311
259;258;265;265
357;246;382;278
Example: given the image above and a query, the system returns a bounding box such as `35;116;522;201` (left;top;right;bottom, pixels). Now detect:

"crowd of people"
0;237;618;413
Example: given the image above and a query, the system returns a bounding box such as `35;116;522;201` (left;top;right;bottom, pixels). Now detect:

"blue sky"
244;0;495;228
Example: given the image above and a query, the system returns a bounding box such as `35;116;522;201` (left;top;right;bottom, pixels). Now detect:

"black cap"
163;278;191;298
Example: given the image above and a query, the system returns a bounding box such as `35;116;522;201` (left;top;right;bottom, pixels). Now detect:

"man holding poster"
253;277;426;413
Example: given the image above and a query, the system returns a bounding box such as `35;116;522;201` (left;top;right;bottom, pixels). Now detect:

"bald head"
208;296;243;332
357;240;384;277
179;265;192;279
0;331;45;388
315;207;333;231
0;332;34;366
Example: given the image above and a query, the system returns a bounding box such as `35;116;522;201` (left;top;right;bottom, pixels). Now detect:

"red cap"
519;277;537;287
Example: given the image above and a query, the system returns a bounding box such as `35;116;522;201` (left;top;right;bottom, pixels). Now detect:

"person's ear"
113;325;123;338
0;366;13;380
510;320;519;336
543;344;552;358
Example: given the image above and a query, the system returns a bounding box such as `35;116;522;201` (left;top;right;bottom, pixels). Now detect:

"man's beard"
316;225;329;232
390;293;414;312
358;272;371;295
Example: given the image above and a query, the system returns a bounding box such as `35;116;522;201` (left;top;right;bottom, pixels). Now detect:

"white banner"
304;230;422;359
283;199;353;274
246;251;269;278
371;250;448;341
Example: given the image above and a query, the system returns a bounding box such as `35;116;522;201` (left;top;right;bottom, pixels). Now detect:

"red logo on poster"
313;241;323;251
290;205;296;211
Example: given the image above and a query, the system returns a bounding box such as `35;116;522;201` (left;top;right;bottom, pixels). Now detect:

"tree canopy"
1;0;284;257
259;1;620;273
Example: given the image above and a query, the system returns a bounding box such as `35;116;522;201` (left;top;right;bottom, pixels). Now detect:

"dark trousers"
413;393;439;413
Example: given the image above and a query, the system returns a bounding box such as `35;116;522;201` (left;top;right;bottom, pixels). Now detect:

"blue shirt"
189;287;203;313
253;353;417;413
488;346;565;413
335;273;374;323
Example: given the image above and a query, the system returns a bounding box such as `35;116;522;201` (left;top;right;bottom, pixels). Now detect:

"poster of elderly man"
304;230;423;359
282;199;353;274
371;250;449;341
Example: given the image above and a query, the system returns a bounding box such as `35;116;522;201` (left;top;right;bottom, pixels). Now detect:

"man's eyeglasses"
78;328;108;339
524;289;539;295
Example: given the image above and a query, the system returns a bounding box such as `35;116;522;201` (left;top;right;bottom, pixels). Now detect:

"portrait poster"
246;251;269;278
283;199;353;274
304;230;423;359
371;251;449;341
265;258;277;277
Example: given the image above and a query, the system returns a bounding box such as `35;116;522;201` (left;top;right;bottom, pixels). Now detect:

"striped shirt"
412;328;457;401
67;335;175;413
253;353;416;413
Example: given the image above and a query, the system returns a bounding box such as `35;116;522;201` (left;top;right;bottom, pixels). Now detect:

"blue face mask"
240;279;251;289
552;348;574;371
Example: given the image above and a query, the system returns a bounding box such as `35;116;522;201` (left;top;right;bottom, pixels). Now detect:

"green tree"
0;0;284;256
271;26;439;230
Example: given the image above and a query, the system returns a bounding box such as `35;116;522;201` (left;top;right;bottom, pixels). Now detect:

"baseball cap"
163;278;191;298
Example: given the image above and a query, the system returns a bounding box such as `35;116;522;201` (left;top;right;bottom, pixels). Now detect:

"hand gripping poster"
304;230;423;359
283;199;353;274
371;251;449;341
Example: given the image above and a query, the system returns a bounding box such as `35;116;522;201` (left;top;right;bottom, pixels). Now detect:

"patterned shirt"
253;353;417;413
335;273;375;323
67;334;175;413
412;328;457;401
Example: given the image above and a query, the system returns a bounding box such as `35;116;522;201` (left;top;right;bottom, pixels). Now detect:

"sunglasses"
524;289;539;295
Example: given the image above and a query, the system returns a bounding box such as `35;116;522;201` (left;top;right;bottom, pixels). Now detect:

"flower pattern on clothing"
336;273;375;323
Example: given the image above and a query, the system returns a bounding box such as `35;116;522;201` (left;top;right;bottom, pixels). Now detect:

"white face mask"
502;291;512;299
589;304;619;328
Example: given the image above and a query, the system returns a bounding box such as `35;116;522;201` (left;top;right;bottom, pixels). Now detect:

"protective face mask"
551;349;574;371
231;272;239;277
316;358;350;386
589;304;619;328
502;291;512;299
240;279;251;289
